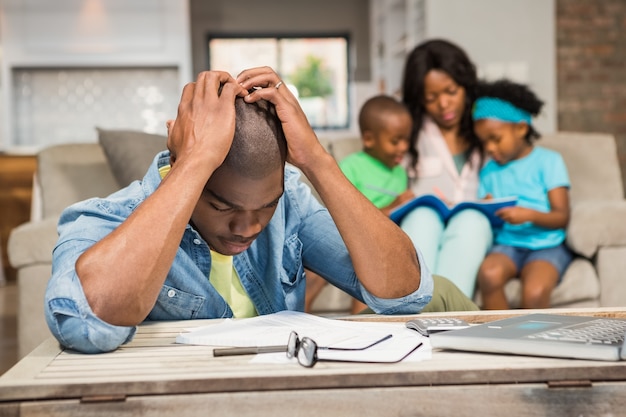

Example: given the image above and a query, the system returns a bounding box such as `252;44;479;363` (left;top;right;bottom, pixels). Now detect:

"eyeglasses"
213;330;422;367
286;331;395;368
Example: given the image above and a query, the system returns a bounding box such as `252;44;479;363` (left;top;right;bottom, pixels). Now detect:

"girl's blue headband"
472;97;532;124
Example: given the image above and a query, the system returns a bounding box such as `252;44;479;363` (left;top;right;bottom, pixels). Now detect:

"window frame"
207;32;351;130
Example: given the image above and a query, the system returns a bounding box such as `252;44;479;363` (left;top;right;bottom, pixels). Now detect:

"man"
46;67;434;354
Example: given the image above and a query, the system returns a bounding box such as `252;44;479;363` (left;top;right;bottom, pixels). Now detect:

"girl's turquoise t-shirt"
478;146;570;249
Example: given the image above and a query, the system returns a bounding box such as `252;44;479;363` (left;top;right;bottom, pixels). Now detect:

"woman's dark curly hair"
475;79;544;143
401;39;481;171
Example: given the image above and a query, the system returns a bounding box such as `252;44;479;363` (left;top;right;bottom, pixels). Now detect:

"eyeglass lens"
290;330;383;368
287;331;317;367
297;337;318;368
286;330;415;368
287;331;300;359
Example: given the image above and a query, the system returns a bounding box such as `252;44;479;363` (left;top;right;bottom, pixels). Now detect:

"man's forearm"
302;156;421;299
76;160;212;326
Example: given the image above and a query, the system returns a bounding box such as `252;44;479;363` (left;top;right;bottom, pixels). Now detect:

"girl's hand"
495;206;535;224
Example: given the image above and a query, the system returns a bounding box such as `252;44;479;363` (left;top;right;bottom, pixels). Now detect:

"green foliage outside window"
289;55;334;98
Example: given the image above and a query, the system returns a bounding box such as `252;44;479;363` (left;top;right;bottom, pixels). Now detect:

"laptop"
428;313;626;361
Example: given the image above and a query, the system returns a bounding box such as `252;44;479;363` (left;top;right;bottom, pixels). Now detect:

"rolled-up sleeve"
284;166;434;315
45;203;137;353
360;246;433;314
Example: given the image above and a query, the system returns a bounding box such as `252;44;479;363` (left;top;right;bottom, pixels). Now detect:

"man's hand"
236;67;328;171
168;71;246;175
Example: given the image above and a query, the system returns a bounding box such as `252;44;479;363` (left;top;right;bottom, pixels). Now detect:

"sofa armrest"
7;217;59;268
567;200;626;258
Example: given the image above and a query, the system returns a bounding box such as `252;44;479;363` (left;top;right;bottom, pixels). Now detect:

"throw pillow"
97;127;168;187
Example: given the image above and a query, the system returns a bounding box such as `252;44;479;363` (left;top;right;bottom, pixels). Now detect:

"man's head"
222;97;288;178
192;97;288;256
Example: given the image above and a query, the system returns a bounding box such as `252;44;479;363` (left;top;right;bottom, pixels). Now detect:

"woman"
399;39;491;298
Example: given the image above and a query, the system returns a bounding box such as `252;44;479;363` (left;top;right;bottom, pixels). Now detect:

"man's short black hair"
223;97;287;179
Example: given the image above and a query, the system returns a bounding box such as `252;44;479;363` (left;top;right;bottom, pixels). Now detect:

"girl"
473;79;574;309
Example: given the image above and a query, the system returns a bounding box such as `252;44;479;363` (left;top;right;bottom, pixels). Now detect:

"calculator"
405;317;471;336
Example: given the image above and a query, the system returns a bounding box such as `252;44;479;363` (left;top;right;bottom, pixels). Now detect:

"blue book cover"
389;194;518;228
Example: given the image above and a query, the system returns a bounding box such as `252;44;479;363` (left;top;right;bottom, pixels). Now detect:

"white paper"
176;311;430;364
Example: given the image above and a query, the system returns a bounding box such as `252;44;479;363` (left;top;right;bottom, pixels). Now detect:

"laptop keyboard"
525;318;626;345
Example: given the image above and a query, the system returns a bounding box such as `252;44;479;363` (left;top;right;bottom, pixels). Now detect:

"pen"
364;184;400;197
213;345;286;357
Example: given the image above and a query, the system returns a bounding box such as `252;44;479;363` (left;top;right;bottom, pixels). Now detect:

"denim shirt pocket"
150;284;206;320
280;234;305;288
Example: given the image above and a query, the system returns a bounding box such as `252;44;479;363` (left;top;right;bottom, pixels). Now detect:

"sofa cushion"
38;143;120;218
7;217;59;267
566;200;626;258
97;128;168;187
541;132;624;202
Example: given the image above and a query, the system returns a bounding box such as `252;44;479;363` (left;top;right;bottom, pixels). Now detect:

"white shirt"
404;116;482;205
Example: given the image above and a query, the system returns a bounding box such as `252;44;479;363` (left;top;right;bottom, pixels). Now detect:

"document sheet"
176;311;430;363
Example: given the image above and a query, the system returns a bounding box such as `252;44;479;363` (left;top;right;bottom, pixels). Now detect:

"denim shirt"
45;151;433;353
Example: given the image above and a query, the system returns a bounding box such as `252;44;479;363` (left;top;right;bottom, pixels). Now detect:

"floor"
0;282;18;376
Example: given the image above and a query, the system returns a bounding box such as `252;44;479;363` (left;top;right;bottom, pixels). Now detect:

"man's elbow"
45;298;135;354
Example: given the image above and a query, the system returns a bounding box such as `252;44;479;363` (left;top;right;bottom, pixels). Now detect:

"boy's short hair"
358;95;411;136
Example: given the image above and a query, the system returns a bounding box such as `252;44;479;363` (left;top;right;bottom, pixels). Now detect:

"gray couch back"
541;132;623;203
37;143;119;218
35;131;622;219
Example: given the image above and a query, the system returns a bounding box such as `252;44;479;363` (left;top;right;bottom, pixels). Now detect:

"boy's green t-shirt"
339;151;408;208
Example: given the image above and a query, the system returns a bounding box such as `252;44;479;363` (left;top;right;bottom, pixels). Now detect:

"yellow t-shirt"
159;164;257;318
209;250;257;318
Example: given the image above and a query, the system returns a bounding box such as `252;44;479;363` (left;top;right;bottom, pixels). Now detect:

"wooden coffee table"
1;307;626;416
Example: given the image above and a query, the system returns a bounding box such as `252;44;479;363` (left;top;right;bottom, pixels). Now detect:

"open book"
389;194;518;228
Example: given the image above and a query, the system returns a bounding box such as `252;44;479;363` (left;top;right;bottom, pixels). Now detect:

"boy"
340;95;415;216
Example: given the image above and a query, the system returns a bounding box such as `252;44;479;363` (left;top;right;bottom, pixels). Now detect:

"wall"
0;0;192;150
2;0;623;184
557;0;626;192
188;0;371;81
188;0;373;137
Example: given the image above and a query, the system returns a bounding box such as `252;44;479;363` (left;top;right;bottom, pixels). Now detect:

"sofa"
8;129;626;358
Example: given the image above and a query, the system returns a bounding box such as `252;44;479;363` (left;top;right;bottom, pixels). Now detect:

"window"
208;34;350;130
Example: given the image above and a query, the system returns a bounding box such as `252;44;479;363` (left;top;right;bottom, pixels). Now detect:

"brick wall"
557;0;626;193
